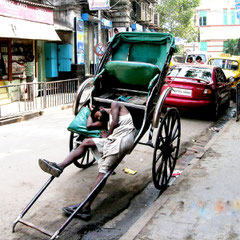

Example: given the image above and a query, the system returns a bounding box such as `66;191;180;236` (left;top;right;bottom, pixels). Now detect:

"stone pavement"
120;118;240;240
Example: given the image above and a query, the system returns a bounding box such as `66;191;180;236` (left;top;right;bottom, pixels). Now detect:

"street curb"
0;104;72;126
119;118;233;240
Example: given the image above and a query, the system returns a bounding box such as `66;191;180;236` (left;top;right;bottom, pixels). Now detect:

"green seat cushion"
68;107;103;138
103;61;160;90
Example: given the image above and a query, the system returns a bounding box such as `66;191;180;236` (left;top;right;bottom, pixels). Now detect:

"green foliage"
176;45;185;55
223;39;239;55
157;0;200;41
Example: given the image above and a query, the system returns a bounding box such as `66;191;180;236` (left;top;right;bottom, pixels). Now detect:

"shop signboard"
101;18;112;29
75;18;85;65
88;0;110;10
0;0;54;24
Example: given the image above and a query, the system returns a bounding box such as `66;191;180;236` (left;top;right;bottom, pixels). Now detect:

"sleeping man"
38;101;135;220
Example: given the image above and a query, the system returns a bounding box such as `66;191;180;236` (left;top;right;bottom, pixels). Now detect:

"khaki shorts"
92;132;135;174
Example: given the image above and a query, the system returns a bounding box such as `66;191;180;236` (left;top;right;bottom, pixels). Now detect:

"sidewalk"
120;118;240;240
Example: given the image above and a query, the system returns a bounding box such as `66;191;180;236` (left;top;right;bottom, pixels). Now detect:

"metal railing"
0;78;79;118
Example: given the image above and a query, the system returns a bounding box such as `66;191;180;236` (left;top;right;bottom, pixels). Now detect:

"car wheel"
225;97;230;109
210;102;220;121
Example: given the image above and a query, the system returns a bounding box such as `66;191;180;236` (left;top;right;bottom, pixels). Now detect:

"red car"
162;64;231;120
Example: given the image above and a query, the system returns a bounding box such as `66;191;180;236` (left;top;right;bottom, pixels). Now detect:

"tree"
223;39;239;55
157;0;200;42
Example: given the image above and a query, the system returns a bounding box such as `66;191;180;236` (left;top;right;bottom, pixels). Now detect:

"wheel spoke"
155;151;163;163
80;154;86;165
169;114;176;139
168;155;173;173
86;150;90;164
156;156;164;175
160;164;166;186
161;157;168;186
163;120;169;138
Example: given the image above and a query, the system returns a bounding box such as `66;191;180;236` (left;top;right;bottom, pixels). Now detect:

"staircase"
0;81;11;105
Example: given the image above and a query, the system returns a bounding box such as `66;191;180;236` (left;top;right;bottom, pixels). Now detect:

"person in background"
24;53;35;101
196;56;204;64
187;56;193;63
0;52;6;77
114;28;119;34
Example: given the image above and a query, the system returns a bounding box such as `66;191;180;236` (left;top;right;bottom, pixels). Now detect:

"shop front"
0;0;60;104
79;13;112;77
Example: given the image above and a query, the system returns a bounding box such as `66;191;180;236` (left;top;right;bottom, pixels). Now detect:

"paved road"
0;107;213;240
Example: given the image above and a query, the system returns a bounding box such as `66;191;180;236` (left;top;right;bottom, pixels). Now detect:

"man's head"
91;106;109;123
114;28;119;34
196;56;202;63
187;57;193;63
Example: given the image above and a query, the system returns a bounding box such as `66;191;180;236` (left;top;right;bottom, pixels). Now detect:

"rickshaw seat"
102;61;160;91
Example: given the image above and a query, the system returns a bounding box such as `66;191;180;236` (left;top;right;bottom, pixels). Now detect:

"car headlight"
229;76;235;83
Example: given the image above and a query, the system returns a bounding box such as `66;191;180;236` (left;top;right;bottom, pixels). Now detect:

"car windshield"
208;59;239;70
168;66;212;82
187;54;207;62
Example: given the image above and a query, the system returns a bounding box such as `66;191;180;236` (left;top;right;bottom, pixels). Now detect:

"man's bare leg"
58;139;96;169
39;139;96;177
83;172;106;210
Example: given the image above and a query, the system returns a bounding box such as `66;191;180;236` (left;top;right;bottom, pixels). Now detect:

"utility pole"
98;10;101;44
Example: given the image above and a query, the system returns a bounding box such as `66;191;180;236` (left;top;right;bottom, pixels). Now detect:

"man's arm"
87;114;105;129
106;101;120;137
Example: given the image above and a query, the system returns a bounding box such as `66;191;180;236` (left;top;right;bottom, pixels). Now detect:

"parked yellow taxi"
207;53;240;99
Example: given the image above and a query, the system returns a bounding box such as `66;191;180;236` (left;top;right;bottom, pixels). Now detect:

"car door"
215;67;230;106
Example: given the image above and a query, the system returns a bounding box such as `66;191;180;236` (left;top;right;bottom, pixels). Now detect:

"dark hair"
99;109;109;123
196;56;202;61
187;56;193;61
114;28;119;33
91;106;100;121
91;106;109;123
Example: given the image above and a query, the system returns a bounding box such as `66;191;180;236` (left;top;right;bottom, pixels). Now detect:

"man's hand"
100;130;108;138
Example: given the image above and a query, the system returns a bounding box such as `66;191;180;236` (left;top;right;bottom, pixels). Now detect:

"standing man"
24;53;35;101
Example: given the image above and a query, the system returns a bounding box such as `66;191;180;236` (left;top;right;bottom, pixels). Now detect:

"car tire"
224;97;230;109
210;102;220;121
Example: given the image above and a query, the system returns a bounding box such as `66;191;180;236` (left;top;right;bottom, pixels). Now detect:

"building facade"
184;0;240;55
0;0;60;104
51;0;160;77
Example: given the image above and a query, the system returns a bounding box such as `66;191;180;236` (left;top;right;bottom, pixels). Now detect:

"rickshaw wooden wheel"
152;108;181;190
69;132;96;169
73;77;94;116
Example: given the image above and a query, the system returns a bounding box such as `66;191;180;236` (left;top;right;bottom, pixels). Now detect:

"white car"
185;52;211;63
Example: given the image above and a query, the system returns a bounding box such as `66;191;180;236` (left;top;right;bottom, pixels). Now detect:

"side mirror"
229;76;235;83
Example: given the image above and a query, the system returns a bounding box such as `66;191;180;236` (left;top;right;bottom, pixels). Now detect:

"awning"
54;23;74;32
0;15;60;41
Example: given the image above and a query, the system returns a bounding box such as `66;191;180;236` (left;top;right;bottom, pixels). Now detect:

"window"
208;58;239;70
168;66;212;82
223;9;228;25
199;11;207;26
200;42;207;52
215;68;226;83
231;9;236;25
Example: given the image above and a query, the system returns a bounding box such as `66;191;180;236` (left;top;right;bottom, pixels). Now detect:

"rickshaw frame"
13;32;181;240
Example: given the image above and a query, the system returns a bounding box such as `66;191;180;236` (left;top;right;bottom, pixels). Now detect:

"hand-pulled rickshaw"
13;32;181;239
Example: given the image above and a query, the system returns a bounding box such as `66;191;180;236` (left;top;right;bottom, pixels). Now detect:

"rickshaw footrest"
18;219;54;237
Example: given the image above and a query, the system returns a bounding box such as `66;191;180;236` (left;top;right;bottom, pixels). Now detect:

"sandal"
62;204;91;220
38;159;63;177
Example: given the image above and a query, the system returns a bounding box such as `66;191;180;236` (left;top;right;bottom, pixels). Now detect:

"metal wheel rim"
69;132;95;169
152;108;181;190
